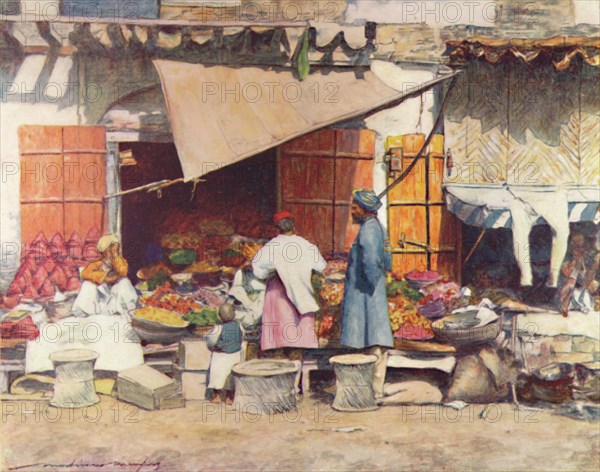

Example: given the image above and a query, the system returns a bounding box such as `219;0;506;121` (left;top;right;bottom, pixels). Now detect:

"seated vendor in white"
71;234;138;317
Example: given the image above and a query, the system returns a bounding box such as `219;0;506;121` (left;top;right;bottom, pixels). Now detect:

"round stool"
330;354;379;412
233;359;299;414
49;349;100;408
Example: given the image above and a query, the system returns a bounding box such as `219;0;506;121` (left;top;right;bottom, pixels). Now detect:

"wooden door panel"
429;206;458;247
334;158;372;201
280;156;335;201
428;158;445;203
388;206;427;248
21;204;63;246
333;204;358;254
64;203;104;239
281;129;335;155
19;125;107;246
387;158;426;203
18;126;62;153
336;129;374;157
430;253;458;280
63;153;106;199
20;154;64;200
62;126;106;153
279;128;375;257
392;253;427;275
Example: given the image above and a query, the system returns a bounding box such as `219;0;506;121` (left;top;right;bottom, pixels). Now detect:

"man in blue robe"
340;189;394;398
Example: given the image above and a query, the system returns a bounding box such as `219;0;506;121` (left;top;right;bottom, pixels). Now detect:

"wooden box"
174;367;208;401
178;337;212;371
117;365;179;411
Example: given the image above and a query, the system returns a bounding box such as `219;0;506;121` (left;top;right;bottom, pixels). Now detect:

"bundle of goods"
417;281;461;319
388;294;434;340
192;287;227;307
0;309;40;341
3;230;101;307
140;283;202;314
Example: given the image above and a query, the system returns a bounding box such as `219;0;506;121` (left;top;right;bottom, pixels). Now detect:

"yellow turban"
97;234;118;253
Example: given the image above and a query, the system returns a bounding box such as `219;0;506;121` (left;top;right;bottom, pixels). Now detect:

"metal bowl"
131;314;189;344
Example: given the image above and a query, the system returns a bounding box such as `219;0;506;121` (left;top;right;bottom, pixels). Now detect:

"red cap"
273;211;293;224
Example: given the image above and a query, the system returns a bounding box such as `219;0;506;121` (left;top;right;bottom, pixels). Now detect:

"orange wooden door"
19;125;107;246
387;135;462;281
278;129;375;256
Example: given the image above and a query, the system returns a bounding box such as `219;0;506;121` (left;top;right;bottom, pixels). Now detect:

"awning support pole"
103;177;204;199
464;228;487;266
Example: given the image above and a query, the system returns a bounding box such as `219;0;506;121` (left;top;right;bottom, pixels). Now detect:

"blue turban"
352;189;382;212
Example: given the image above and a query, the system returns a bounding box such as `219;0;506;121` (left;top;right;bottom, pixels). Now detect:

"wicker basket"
431;317;502;348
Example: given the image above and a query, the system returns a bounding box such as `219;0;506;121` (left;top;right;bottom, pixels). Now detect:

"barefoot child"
206;304;243;404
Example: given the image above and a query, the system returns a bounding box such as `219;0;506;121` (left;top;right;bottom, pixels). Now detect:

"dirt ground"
1;395;598;472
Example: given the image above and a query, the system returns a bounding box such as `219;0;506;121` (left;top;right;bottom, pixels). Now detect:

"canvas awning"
446;36;600;71
444;184;599;228
153;60;456;180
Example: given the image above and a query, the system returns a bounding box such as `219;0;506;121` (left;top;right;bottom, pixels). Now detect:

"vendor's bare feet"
225;397;233;406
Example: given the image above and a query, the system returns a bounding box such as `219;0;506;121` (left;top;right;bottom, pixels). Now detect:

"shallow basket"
431;317;501;348
405;276;442;290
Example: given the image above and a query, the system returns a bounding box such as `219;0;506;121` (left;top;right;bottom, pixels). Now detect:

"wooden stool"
49;349;100;408
232;359;299;414
330;354;379;412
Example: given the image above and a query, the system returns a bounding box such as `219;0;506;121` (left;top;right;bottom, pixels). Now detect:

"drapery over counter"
444;184;599;229
153;60;455;180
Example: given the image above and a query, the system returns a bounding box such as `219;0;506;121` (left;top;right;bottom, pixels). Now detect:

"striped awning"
446;36;600;71
445;184;599;228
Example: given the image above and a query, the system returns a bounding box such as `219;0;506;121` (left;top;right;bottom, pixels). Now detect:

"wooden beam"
2;15;307;28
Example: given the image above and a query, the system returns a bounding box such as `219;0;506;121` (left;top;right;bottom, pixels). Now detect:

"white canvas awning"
153;60;456;180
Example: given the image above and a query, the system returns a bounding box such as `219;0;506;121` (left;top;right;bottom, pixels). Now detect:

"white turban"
97;234;119;253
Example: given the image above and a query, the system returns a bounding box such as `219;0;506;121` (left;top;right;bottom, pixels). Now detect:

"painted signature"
8;458;161;471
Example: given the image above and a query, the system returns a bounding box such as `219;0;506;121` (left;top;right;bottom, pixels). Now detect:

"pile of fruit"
320;281;345;307
140;283;202;314
187;260;220;273
198;220;235;236
160;232;202;250
388;294;434;339
183;307;220;326
405;267;442;282
316;310;341;339
323;259;348;277
133;307;188;327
